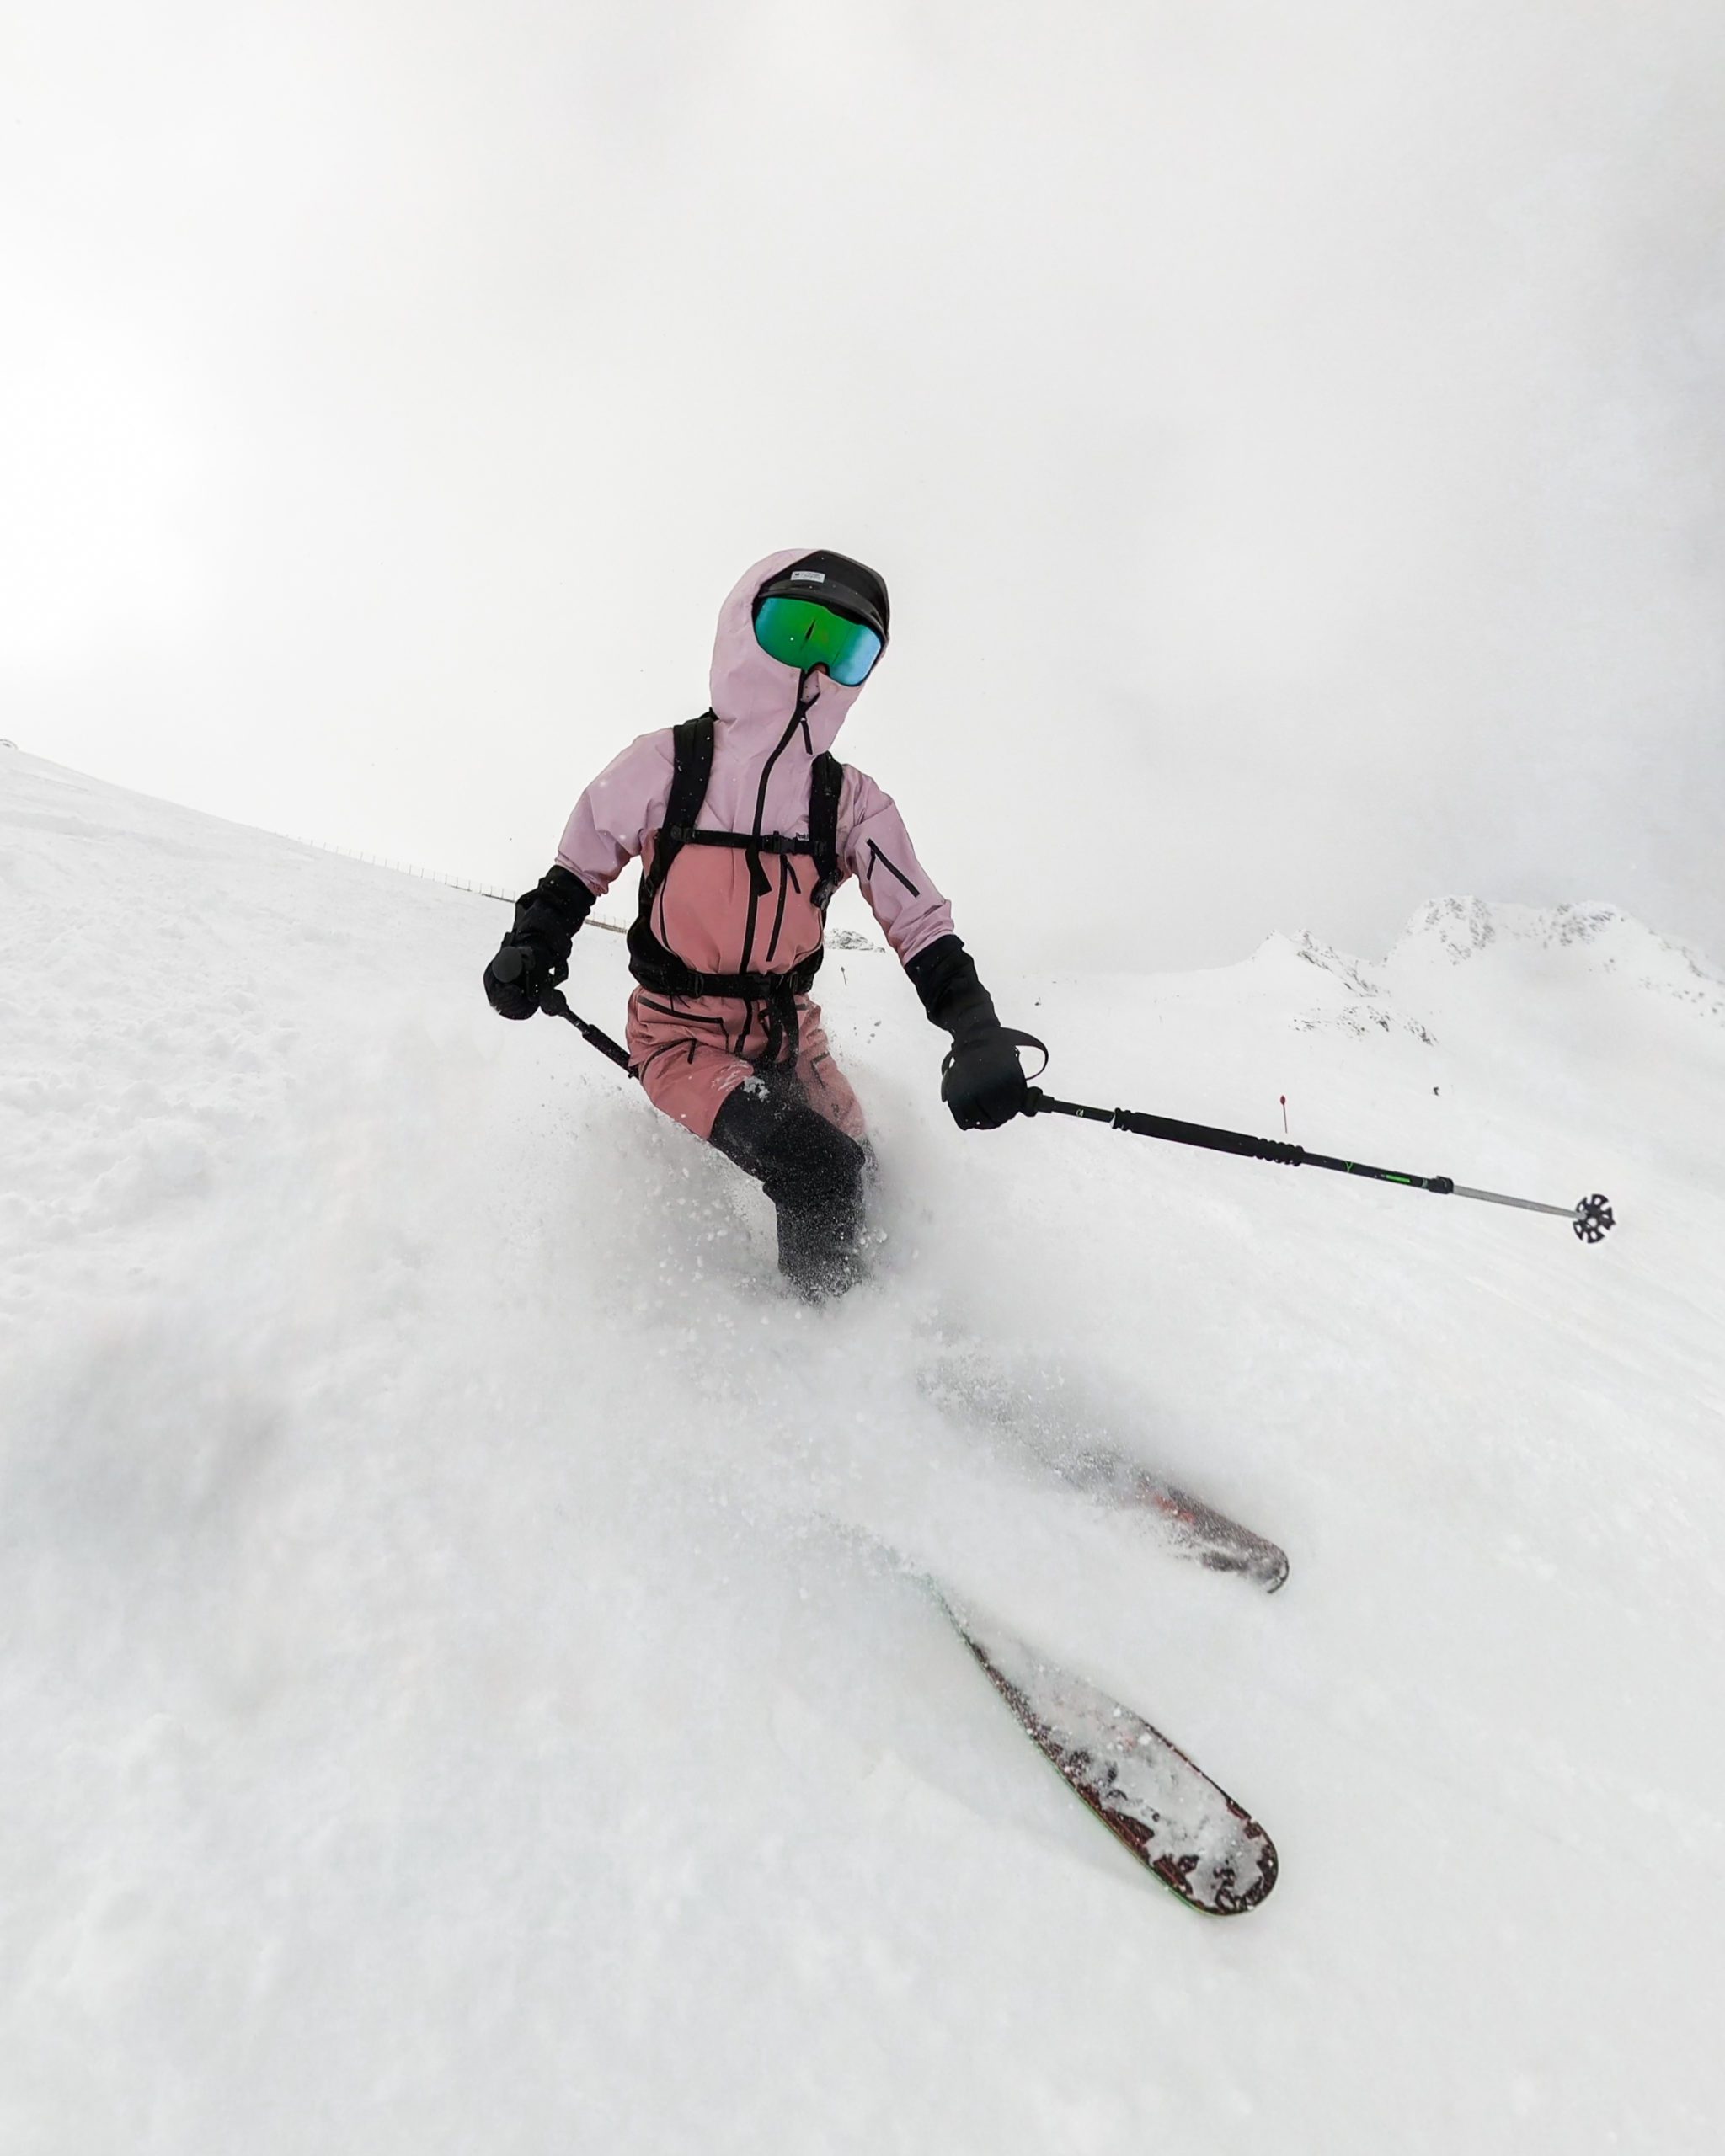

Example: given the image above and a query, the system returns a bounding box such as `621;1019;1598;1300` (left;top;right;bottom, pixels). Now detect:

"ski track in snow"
3;744;1723;2154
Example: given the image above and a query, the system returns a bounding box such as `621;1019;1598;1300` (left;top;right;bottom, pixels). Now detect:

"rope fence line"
282;831;628;933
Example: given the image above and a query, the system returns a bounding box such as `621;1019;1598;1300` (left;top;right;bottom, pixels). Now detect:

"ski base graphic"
948;1604;1279;1916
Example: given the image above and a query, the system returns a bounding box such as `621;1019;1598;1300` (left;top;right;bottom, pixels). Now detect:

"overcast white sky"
4;0;1722;972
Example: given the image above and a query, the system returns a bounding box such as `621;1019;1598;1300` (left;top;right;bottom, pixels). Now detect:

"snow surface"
3;744;1723;2153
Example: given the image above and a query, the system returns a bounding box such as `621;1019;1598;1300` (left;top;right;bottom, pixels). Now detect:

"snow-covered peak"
1391;895;1725;1014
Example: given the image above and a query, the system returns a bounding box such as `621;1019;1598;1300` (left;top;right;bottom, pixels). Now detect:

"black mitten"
904;934;1028;1132
483;866;595;1021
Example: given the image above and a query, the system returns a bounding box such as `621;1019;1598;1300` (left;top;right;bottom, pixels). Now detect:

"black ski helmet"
752;550;889;644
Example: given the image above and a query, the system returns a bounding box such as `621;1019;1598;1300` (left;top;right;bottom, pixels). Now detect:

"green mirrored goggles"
752;595;884;686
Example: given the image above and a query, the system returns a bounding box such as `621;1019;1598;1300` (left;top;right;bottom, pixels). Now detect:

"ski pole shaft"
539;987;631;1068
1445;1182;1580;1223
1021;1089;1614;1242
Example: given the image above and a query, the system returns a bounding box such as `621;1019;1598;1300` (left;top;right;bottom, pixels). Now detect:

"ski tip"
1163;1828;1279;1916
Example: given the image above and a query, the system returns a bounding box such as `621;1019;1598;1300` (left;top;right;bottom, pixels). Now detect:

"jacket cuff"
904;934;1000;1042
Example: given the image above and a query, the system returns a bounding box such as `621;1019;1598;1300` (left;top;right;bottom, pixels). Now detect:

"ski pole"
1021;1088;1615;1245
490;947;632;1070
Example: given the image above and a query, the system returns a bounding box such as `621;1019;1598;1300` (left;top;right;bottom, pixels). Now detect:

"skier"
483;548;1029;1299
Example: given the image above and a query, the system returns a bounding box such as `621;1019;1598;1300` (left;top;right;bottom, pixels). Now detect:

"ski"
918;1350;1290;1592
1076;1459;1289;1592
830;1517;1281;1914
942;1595;1279;1915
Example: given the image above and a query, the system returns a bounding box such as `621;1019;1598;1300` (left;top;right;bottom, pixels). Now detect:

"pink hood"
707;548;872;759
553;545;953;970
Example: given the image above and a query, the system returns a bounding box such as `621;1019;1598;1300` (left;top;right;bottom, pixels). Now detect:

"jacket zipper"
866;839;921;896
740;677;813;972
764;854;802;966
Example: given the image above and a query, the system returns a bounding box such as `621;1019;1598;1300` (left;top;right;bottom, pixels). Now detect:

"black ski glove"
905;934;1028;1132
483;866;595;1021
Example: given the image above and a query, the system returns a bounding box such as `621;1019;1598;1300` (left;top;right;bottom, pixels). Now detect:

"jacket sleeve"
838;768;958;965
552;730;676;898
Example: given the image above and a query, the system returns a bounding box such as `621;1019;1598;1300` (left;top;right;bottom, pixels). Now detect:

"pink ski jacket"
550;551;958;1137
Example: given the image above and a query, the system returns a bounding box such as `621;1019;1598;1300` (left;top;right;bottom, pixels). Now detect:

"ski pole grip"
1111;1108;1306;1167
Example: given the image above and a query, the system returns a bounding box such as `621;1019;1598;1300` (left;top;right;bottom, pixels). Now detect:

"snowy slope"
3;744;1722;2154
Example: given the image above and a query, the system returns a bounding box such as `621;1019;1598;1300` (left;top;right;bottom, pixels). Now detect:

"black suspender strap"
665;712;715;840
807;751;844;910
638;712;716;912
